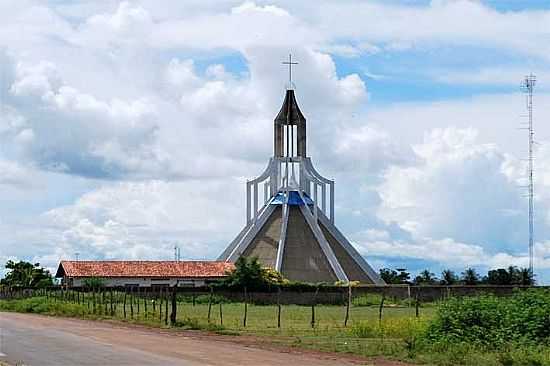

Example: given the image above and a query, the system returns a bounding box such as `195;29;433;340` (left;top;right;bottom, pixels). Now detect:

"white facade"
68;277;209;287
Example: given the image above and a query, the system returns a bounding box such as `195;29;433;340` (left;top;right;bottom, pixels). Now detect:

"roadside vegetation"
3;290;550;365
0;259;546;365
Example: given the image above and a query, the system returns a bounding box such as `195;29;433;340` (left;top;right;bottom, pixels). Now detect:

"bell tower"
274;89;306;158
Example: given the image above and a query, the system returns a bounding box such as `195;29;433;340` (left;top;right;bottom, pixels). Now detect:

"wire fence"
0;285;537;331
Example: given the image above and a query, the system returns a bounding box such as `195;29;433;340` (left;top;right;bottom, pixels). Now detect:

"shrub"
422;289;550;349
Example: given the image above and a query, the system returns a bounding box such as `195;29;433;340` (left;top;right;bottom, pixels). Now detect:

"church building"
219;73;384;285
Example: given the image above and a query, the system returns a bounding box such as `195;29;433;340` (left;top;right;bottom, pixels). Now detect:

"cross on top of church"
282;54;298;86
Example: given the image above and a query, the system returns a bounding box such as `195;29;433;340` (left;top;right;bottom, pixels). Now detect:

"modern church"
219;77;384;285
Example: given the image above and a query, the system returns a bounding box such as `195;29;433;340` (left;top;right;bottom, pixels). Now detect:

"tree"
484;266;535;286
223;257;281;290
379;268;410;284
518;267;535;285
1;260;53;288
484;268;512;285
508;266;521;284
440;269;458;285
414;269;438;285
461;267;480;285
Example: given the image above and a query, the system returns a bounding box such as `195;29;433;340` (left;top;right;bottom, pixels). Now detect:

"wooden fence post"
277;287;281;329
130;287;134;319
344;283;352;327
159;288;163;323
219;301;223;326
137;287;140;316
123;290;127;319
379;291;386;326
110;289;114;316
170;286;177;325
93;287;97;314
243;287;248;328
311;287;319;329
144;288;148;319
164;287;169;325
207;286;213;323
415;292;420;318
103;289;107;315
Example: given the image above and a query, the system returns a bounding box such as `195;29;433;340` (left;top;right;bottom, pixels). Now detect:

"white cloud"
41;179;245;262
76;2;153;48
434;67;550;88
0;159;36;188
356;234;550;270
378;127;524;250
311;1;550;60
6;59;163;179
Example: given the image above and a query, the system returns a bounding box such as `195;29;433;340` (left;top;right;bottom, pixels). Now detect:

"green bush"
423;289;550;349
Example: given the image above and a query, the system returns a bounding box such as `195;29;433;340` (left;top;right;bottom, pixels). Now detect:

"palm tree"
440;269;458;285
414;269;437;285
519;267;535;285
461;268;480;285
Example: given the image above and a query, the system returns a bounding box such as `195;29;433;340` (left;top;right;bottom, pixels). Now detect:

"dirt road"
0;312;400;366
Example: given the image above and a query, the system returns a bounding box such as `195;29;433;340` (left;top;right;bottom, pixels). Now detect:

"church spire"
274;89;306;157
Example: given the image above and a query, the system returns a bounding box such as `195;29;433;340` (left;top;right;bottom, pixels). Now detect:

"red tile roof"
56;260;234;278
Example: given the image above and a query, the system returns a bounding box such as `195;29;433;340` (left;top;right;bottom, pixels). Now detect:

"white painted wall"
68;277;211;287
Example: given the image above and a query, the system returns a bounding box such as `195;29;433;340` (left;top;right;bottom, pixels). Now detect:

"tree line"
0;259;536;289
379;266;535;286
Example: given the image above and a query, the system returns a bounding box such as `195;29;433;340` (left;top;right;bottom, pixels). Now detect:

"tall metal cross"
282;54;298;85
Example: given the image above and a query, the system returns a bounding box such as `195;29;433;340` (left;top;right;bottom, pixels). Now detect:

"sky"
1;0;550;282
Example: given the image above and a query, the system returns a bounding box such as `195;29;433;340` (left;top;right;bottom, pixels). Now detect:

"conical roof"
274;89;306;125
223;204;383;284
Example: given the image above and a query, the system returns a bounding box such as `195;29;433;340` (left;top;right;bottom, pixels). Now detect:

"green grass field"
3;292;550;365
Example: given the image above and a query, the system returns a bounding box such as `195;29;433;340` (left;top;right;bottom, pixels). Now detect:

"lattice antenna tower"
521;74;536;275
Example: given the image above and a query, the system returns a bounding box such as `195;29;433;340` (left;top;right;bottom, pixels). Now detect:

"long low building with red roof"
55;260;235;287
